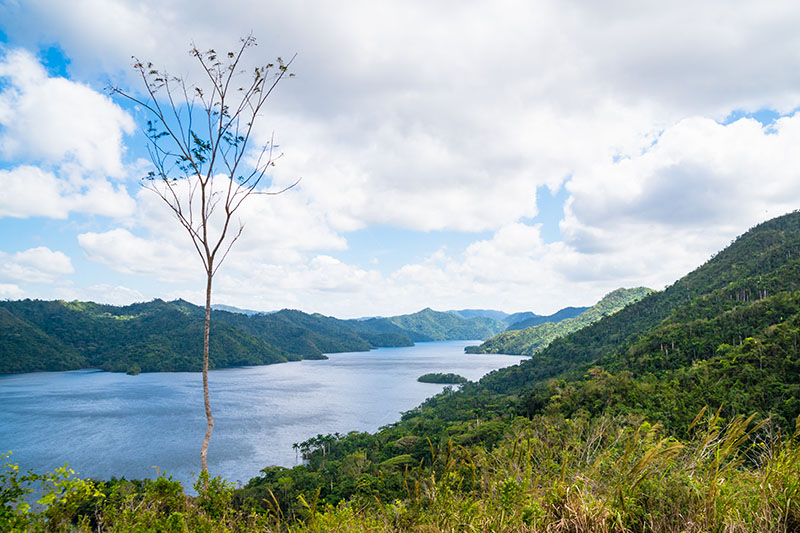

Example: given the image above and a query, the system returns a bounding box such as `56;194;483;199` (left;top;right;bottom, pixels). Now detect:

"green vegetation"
466;286;653;355
0;300;508;374
417;372;468;384
448;307;590;330
5;211;800;531
4;413;799;532
380;307;506;341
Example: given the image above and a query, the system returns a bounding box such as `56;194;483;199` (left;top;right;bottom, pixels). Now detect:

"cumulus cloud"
0;166;72;218
0;247;75;284
0;283;25;299
0;49;137;220
0;48;134;175
0;165;135;218
3;1;800;315
78;228;197;283
561;114;800;280
13;0;800;235
76;176;347;287
85;284;146;305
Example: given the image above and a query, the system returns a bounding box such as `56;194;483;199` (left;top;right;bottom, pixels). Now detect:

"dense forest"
4;211;800;531
503;305;589;330
0;302;508;375
416;372;468;384
466;286;653;355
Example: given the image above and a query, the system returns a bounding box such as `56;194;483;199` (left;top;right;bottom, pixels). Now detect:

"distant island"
417;372;468;384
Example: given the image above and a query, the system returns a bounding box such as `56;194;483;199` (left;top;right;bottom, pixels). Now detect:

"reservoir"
0;340;523;488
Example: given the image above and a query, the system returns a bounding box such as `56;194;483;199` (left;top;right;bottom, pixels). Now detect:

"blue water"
0;341;523;488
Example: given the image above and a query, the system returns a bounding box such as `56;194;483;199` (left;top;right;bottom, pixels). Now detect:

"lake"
0;340;524;488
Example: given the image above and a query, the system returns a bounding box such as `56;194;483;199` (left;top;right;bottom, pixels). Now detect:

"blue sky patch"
530;184;568;244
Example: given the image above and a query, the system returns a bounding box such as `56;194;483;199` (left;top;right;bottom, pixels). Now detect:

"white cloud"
12;0;800;236
0;283;25;299
85;284;146;305
0;49;135;176
0;165;136;219
0;247;75;284
76;175;347;286
0;166;71;218
3;1;800;316
561;113;800;279
78;228;197;283
0;49;137;220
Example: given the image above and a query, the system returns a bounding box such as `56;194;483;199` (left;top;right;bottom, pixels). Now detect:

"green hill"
233;211;800;528
0;300;417;374
383;307;506;341
8;211;800;530
0;306;85;372
447;308;511;322
504;305;589;330
466;287;652;355
0;299;294;374
0;299;511;375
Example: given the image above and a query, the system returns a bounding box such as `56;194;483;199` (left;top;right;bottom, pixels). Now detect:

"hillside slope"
466;287;652;355
479;211;800;399
385;307;506;340
0;300;512;374
237;211;800;524
505;305;589;330
0;300;415;374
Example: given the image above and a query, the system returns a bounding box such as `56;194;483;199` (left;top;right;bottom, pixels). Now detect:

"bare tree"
111;36;296;473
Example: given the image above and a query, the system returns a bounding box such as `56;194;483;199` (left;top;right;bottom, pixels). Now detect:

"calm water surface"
0;341;523;487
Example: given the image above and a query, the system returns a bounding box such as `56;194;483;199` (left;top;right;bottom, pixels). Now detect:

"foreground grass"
4;411;799;532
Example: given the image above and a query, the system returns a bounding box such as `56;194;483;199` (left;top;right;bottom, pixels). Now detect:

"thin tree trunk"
200;271;214;473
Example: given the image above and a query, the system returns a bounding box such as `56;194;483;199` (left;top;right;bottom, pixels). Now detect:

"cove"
0;340;524;488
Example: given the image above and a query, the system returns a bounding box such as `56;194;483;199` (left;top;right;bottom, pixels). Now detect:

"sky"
1;1;800;318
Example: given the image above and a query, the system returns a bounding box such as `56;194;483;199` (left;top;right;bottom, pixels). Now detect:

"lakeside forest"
3;211;800;531
0;294;604;375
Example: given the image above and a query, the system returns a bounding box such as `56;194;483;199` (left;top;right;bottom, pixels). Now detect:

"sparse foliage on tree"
110;35;297;473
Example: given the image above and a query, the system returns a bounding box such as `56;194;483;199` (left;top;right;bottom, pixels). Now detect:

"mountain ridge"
234;211;800;521
0;300;510;374
466;287;652;355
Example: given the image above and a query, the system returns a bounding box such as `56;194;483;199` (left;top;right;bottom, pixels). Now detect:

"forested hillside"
230;211;800;530
0;300;505;374
6;212;800;531
0;299;299;374
504;305;589;330
466;287;652;355
381;307;506;340
446;307;589;330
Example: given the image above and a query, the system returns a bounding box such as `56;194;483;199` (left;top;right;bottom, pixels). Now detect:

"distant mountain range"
466;287;653;355
214;305;592;330
232;208;800;528
446;309;512;322
210;303;271;316
0;301;510;375
504;306;589;330
417;306;593;330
